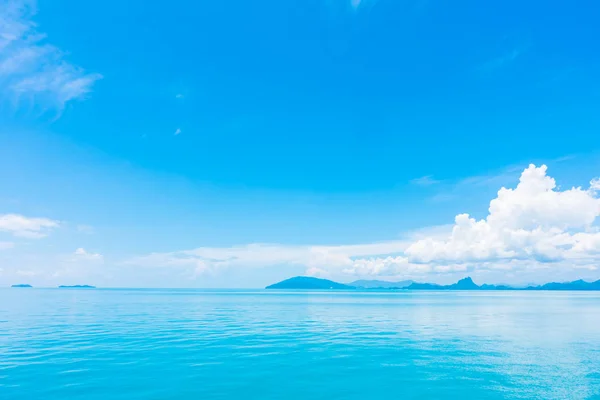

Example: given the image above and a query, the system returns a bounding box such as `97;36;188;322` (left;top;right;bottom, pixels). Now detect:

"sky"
1;0;600;288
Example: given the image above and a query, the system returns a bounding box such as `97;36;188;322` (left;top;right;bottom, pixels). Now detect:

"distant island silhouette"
11;284;32;288
58;285;96;289
266;276;600;291
266;276;353;290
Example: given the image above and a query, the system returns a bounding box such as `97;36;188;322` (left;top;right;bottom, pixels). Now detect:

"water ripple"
1;289;599;399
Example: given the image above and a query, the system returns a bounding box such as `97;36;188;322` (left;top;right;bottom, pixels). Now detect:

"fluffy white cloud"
0;0;101;111
405;164;600;265
0;213;59;238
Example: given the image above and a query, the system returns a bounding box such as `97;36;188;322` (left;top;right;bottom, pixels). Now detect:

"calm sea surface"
1;289;599;399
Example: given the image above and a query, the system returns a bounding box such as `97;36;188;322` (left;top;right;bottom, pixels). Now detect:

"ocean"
1;289;599;399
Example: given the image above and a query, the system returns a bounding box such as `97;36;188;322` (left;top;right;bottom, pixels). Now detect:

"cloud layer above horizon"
125;165;600;281
2;164;600;285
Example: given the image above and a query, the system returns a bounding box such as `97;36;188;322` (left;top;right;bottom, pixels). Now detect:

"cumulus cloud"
405;164;600;265
0;213;59;238
0;0;102;111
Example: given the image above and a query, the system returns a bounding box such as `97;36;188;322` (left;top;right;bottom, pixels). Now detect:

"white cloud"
0;213;59;238
0;0;101;111
72;248;103;262
405;164;600;265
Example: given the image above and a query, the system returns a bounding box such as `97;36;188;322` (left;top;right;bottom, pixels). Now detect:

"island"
266;276;354;290
527;279;600;291
58;285;96;289
11;284;32;288
267;276;600;291
407;277;510;290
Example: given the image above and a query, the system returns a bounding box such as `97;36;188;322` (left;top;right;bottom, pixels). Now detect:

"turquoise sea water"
1;289;600;399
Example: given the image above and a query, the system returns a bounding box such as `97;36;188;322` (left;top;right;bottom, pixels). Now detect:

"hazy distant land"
58;285;96;289
266;276;600;291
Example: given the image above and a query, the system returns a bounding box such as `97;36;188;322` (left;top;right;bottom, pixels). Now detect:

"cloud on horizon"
125;165;600;282
2;165;599;286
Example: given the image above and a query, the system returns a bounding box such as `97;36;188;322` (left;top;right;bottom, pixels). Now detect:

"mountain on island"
11;284;32;288
58;285;96;289
266;277;354;290
267;276;600;291
350;279;413;289
408;277;600;290
408;277;504;290
528;279;600;291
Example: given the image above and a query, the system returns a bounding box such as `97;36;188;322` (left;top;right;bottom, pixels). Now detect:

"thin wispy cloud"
0;0;102;113
350;0;363;9
477;39;532;74
174;128;181;135
349;0;379;11
410;175;441;186
480;48;522;72
0;213;59;238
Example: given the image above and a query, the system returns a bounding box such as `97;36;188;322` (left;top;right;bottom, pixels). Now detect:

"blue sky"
1;0;600;287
